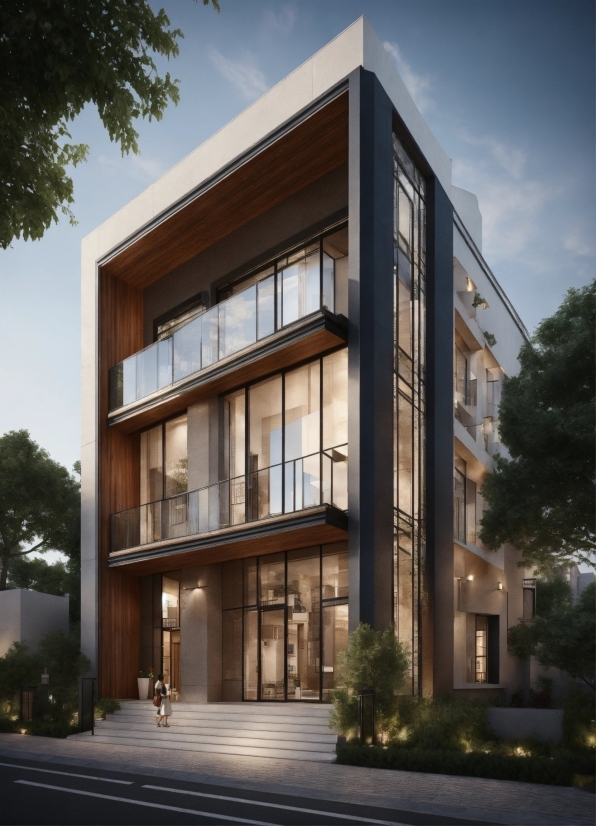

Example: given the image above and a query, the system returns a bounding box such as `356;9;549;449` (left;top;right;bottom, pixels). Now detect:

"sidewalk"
0;733;593;826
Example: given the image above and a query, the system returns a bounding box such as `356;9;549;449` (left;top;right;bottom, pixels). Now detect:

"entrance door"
260;608;285;700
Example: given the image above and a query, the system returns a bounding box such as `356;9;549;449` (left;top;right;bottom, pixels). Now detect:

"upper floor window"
140;413;188;505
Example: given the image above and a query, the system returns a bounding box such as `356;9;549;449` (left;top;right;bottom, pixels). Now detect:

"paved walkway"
0;733;593;826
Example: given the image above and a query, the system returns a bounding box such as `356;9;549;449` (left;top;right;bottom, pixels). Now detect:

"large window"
109;226;349;411
393;134;426;695
221;543;348;702
112;352;348;553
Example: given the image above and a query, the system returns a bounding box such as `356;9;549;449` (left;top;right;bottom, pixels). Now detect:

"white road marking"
0;762;132;784
142;784;408;825
13;780;278;825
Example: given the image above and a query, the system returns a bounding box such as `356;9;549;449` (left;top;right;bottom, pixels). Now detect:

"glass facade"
109;227;349;411
393;134;426;695
222;543;348;702
112;351;348;553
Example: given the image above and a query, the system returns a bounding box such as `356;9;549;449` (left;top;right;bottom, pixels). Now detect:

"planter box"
137;677;150;701
487;708;563;743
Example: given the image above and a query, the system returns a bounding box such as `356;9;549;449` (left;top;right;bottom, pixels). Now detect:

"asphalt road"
0;757;495;826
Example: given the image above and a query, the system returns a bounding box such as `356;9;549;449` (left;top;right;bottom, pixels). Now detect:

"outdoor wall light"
497;582;503;590
41;668;49;685
182;583;208;591
466;575;474;582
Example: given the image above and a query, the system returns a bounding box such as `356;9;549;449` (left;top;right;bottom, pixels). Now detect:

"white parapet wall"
0;589;69;657
487;708;564;743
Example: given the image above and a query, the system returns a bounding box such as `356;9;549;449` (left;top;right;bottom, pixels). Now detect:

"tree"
330;624;409;739
0;0;219;249
508;579;595;691
479;281;595;572
0;430;80;590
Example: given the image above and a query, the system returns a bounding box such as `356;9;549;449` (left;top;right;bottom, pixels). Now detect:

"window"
140;414;188;504
467;614;499;684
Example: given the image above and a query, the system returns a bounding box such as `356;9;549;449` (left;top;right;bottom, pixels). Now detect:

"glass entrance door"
260;608;285;700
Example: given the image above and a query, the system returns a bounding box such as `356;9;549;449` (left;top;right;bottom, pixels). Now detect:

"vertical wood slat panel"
98;272;143;698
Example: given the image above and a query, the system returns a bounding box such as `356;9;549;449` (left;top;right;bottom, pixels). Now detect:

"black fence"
79;678;97;735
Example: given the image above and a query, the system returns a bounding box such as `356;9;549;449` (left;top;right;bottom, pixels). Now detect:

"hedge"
336;745;595;789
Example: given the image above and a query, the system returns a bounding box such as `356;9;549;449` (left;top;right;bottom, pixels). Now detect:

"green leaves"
330;623;409;738
0;0;220;248
479;281;596;571
508;581;595;690
0;429;80;590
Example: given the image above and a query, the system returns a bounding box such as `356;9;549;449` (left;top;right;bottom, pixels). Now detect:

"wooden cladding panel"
98;272;144;698
109;522;348;579
111;328;345;434
102;93;348;289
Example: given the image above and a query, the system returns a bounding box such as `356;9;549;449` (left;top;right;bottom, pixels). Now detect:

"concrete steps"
70;701;338;763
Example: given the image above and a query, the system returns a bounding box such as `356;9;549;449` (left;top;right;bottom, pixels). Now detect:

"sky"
0;0;594;476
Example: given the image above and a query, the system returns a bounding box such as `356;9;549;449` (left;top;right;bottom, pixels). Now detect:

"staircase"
70;701;338;762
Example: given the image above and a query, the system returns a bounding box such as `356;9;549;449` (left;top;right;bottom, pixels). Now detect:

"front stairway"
70;701;338;763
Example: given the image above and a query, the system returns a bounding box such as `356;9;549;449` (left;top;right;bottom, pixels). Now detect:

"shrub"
562;685;596;752
95;698;121;720
336;745;595;788
329;624;409;739
0;715;18;733
393;694;490;753
26;718;77;738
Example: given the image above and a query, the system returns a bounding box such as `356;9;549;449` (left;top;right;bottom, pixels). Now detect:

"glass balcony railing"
109;249;338;411
111;445;348;553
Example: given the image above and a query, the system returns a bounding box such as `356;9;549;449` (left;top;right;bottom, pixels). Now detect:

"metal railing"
111;445;348;553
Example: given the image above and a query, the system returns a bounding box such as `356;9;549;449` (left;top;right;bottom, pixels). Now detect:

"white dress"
157;682;172;717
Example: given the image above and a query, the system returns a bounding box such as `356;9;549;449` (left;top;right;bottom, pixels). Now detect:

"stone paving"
0;733;593;826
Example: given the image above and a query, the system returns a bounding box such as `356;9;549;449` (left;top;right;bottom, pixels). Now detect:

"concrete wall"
487;708;564;743
179;564;223;702
0;590;69;657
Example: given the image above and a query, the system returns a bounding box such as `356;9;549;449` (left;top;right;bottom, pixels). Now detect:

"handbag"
153;693;162;708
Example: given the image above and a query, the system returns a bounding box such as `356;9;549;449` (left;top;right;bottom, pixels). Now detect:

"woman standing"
155;673;172;728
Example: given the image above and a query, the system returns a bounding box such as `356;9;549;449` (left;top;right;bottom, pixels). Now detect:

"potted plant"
137;667;154;700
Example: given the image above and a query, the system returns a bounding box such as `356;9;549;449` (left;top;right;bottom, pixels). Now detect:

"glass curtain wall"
393;134;426;696
221;543;348;702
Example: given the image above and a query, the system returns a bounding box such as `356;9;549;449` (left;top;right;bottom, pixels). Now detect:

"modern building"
0;589;69;657
81;18;531;705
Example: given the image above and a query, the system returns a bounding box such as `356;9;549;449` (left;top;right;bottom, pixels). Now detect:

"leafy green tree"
479;281;595;572
330;624;409;739
0;0;219;249
509;581;595;691
0;430;80;591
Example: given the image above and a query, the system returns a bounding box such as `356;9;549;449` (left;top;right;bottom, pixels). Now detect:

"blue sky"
0;0;593;473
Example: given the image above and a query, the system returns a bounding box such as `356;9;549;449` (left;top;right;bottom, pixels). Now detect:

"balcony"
109;246;345;416
110;445;348;555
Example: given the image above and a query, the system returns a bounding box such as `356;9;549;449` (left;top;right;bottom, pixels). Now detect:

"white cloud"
453;156;558;270
563;226;595;258
209;48;269;101
459;129;526;179
383;41;434;113
262;4;296;35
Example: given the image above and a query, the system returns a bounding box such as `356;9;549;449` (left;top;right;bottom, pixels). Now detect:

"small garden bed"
336;744;594;790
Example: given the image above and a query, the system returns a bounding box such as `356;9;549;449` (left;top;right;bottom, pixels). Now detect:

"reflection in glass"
243;557;257;607
140;425;163;505
219;285;257;359
322;603;348;701
322;545;348;600
244;609;258;700
249;376;282;471
287;549;320;700
164;415;188;498
261;608;285;700
257;275;275;340
173;315;202;382
259;553;285;606
323;350;348;450
285;362;320;461
222;608;243;701
280;245;320;326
